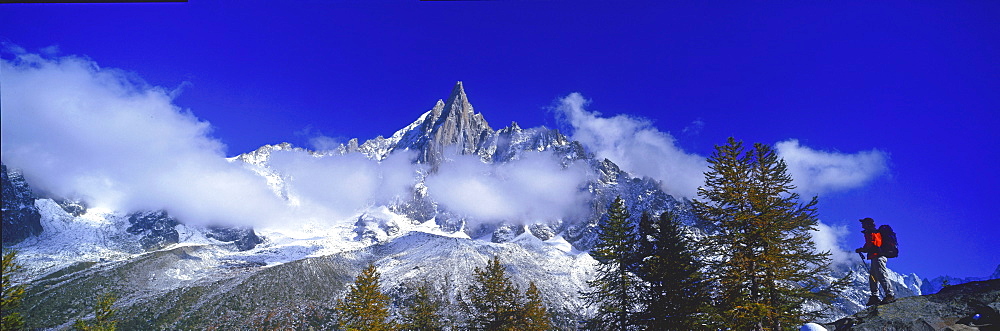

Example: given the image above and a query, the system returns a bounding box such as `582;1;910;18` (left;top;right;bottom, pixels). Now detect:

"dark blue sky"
2;1;998;279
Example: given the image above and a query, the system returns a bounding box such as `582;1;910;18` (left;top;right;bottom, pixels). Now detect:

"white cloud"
775;139;889;197
308;135;342;152
0;51;588;232
268;150;419;221
555;93;708;199
424;150;591;224
0;52;287;227
295;125;343;152
811;221;856;270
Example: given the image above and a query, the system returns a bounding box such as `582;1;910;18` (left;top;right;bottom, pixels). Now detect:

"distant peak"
507;121;521;131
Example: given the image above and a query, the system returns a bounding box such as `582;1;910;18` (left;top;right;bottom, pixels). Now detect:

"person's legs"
865;257;882;305
873;256;895;300
868;257;880;296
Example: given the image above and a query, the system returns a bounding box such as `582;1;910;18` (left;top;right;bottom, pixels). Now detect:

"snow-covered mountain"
4;82;921;328
921;265;1000;295
233;82;691;252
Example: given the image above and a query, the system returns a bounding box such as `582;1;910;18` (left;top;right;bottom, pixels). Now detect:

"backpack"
878;225;898;258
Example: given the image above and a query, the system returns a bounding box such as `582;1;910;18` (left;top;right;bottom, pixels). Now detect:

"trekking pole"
858;252;877;286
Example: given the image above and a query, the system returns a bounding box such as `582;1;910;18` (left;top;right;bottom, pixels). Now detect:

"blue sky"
2;1;998;280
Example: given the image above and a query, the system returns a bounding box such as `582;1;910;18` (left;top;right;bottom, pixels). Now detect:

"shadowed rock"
127;211;181;251
205;226;263;251
2;163;43;243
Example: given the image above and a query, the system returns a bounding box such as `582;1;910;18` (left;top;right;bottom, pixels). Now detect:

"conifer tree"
335;264;396;331
520;282;553;331
635;211;710;330
465;256;521;331
2;250;26;330
581;196;641;330
692;137;840;330
72;292;118;331
400;281;445;331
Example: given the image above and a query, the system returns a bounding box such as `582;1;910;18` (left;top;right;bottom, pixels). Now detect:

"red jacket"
860;229;882;260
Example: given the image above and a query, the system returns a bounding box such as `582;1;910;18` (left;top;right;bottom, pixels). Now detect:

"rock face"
829;279;1000;330
126;211;263;252
383;81;495;165
2;164;43;244
126;211;181;251
57;199;88;217
204;226;263;251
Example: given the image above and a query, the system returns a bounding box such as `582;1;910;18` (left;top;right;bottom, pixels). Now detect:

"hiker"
855;217;896;305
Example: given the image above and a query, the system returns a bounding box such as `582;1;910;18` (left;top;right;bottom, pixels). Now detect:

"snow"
800;322;827;331
512;231;581;256
11;199;140;279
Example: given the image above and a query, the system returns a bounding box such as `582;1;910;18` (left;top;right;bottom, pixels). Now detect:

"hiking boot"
881;294;896;304
866;295;881;306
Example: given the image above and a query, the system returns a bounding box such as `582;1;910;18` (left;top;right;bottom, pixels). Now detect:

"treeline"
581;138;845;330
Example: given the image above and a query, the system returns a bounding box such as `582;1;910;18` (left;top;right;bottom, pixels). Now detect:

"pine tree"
400;281;445;331
2;250;26;330
72;292;118;331
692;137;841;330
581;196;641;330
520;282;553;331
465;256;522;331
635;211;710;330
335;264;396;331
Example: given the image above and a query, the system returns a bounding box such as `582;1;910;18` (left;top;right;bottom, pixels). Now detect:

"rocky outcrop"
126;211;181;251
2;164;43;244
57;199;88;217
127;211;263;252
204;226;263;251
829;279;999;330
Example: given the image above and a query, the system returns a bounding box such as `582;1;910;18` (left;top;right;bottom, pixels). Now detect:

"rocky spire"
441;81;473;116
386;82;495;165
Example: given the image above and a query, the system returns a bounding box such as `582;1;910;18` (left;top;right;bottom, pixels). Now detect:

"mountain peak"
378;82;494;165
443;81;472;116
